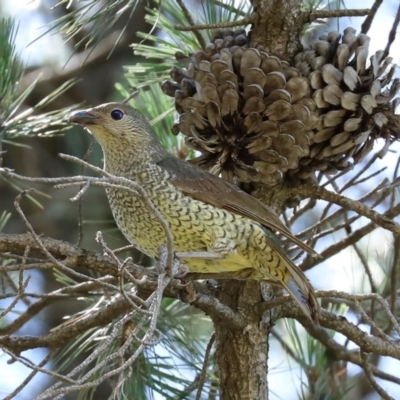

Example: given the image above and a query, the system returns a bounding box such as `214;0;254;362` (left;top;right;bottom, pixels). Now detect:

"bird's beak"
68;110;99;126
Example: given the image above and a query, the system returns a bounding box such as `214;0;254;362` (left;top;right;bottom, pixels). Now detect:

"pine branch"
299;202;400;272
302;319;400;385
195;332;215;400
361;0;384;33
175;0;206;49
282;302;400;360
360;352;395;400
302;8;371;23
383;0;400;59
291;184;400;235
215;0;247;16
175;14;256;31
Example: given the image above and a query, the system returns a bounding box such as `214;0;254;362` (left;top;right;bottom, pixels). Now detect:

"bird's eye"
111;109;124;120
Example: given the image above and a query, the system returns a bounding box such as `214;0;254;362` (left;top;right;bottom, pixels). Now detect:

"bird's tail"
281;267;319;324
261;227;320;323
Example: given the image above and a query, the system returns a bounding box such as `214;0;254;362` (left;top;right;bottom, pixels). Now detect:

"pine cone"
163;27;400;184
162;28;316;184
294;27;400;179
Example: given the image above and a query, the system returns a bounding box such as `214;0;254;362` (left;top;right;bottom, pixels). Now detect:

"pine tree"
1;1;400;399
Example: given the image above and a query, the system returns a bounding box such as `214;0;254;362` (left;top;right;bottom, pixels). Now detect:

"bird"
68;102;319;322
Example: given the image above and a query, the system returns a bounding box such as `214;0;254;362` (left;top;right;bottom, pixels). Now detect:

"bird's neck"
101;141;168;178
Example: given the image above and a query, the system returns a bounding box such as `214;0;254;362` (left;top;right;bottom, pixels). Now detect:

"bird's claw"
171;258;190;278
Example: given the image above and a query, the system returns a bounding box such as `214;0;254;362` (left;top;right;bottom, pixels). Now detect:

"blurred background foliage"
1;0;400;399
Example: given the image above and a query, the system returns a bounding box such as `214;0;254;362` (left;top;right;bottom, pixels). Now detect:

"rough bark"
213;281;271;400
249;0;304;59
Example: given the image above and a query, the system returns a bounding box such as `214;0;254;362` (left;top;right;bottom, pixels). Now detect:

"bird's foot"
260;281;274;301
143;264;187;287
183;280;197;303
156;245;190;278
171;258;190;278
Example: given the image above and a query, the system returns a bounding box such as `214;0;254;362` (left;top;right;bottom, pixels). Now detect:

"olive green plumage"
69;102;319;322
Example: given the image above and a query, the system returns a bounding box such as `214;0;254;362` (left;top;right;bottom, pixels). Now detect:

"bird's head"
69;102;162;154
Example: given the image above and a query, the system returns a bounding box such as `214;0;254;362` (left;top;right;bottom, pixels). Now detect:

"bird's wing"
156;156;315;255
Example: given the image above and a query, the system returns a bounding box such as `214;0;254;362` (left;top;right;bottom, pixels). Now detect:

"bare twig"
302;321;400;385
361;0;384;33
175;14;256;31
291;184;400;236
327;146;389;194
215;0;247;16
350;166;387;188
289;198;317;225
13;190;121;293
328;291;400;337
310;213;361;242
360;351;395;400
352;242;377;321
295;179;389;245
383;0;400;59
38;256;170;399
3;350;57;400
353;243;378;293
0;277;117;335
259;290;400;342
76;139;95;247
195;332;215;400
299;202;400;271
0;246;31;319
175;0;206;49
353;299;394;347
113;244;136;254
280;302;400;360
0;296;130;354
303;8;370;23
389;235;400;321
2;157;175;271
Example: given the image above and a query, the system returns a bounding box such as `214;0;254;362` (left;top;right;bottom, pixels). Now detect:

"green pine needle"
0;18;79;142
0;211;11;231
2;80;78;140
0;18;24;115
122;0;251;153
283;303;352;400
34;0;144;59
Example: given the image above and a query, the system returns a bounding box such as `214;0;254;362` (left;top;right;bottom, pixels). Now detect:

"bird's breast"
105;167;245;253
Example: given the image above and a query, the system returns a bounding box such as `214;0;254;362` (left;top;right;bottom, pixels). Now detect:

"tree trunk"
213;281;272;400
249;0;304;59
212;2;306;399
